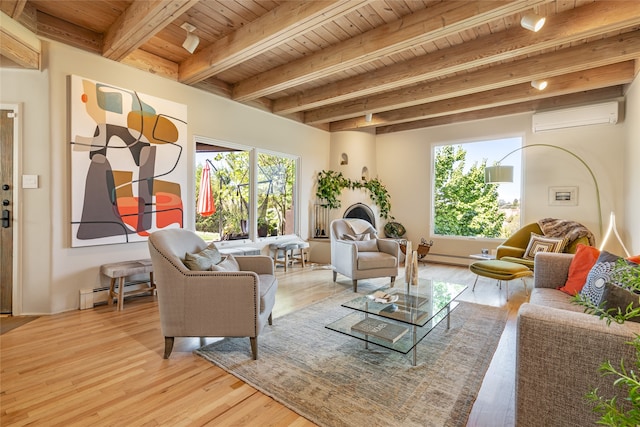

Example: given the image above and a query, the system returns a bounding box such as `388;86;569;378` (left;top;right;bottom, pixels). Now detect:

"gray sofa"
516;252;640;426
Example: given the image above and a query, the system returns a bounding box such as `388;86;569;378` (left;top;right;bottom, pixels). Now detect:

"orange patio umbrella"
197;163;216;217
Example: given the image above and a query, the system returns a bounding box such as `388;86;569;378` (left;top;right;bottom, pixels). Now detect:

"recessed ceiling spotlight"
180;22;200;54
521;13;545;32
531;80;548;90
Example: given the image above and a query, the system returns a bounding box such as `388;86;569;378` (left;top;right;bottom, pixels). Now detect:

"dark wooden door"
1;109;14;313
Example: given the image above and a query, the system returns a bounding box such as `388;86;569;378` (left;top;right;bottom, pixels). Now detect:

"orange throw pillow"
558;244;601;295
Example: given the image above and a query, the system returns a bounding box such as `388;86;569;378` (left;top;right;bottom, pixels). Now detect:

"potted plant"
384;221;406;238
316;170;349;210
573;258;640;426
316;170;394;220
257;217;269;237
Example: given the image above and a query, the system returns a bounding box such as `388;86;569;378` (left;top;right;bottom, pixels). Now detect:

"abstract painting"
70;75;187;247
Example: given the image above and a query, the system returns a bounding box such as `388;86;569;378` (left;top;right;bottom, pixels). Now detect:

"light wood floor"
0;262;528;426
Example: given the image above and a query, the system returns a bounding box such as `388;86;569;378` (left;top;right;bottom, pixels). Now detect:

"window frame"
430;135;524;240
255;148;300;240
195;136;300;243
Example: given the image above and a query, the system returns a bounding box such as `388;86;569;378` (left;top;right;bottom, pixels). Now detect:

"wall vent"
532;101;619;132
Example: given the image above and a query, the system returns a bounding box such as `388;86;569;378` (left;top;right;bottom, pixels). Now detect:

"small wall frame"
548;186;578;206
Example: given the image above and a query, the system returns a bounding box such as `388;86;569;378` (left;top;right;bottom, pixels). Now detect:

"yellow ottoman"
469;259;533;300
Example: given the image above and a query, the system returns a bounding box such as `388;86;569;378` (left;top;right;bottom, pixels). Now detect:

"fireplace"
343;203;375;228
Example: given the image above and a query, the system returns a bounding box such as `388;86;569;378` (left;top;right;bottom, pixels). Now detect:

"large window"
432;137;522;239
195;139;298;242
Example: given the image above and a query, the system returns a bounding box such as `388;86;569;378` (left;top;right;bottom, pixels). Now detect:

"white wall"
624;73;640;255
328;130;380;225
1;41;329;314
376;102;630;263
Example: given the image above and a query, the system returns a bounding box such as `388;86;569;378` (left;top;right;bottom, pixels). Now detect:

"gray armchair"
148;228;277;360
330;218;399;292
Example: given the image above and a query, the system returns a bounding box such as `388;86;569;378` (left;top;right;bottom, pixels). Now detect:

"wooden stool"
469;259;533;300
291;241;310;267
269;242;299;272
101;259;155;311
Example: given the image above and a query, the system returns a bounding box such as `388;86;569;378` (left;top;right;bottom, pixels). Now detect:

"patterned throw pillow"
523;233;568;260
580;251;638;306
183;243;222;271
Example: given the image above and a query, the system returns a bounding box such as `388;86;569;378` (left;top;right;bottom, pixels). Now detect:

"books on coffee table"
351;318;409;343
380;304;430;324
367;291;399;304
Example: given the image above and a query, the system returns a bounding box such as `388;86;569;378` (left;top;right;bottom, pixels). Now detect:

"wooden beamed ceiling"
2;0;639;134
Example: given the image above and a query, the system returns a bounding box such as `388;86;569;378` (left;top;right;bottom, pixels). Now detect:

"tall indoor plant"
573;259;640;426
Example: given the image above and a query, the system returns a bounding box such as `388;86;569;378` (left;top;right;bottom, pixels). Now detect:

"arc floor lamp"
484;143;603;236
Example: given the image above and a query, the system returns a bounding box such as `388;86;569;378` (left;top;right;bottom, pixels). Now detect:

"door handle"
2;209;9;228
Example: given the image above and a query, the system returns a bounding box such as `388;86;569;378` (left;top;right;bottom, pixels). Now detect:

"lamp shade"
485;165;514;183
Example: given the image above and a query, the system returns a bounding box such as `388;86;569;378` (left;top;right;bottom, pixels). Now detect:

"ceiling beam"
36;11;102;54
0;0;26;18
308;30;640;125
121;49;179;80
0;10;40;69
179;0;368;85
273;0;640;115
103;0;199;61
191;79;275;114
332;62;634;132
375;86;625;134
231;0;551;102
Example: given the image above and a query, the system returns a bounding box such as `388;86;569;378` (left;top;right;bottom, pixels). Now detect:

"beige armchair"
148;229;278;360
330;218;400;292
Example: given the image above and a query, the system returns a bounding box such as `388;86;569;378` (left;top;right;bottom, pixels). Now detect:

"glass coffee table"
326;279;467;365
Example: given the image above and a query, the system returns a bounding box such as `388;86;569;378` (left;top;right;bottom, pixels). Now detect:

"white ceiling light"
520;14;545;32
365;113;373;122
531;80;548;90
180;22;200;54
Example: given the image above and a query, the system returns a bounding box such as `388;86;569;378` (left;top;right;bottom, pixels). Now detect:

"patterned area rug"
195;290;508;427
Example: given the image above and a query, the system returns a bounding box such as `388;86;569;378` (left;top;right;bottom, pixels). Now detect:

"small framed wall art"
548;186;578;206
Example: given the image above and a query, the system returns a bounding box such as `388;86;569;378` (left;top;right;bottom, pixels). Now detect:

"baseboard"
79;281;154;310
422;253;473;267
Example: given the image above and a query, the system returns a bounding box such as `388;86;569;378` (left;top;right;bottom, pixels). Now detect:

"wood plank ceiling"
2;0;639;134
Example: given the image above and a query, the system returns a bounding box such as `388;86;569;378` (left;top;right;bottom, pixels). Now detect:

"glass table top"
325;279;468;356
341;279;467;327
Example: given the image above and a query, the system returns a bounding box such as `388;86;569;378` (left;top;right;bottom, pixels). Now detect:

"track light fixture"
520;13;545;32
180;22;200;54
365;113;373;123
531;80;548;90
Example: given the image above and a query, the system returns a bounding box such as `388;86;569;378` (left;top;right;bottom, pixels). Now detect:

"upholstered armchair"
330;218;400;292
148;228;278;360
497;220;593;270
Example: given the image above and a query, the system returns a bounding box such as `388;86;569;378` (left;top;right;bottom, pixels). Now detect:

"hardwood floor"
0;262;527;426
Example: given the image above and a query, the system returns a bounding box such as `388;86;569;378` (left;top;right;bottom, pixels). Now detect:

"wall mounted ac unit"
532;101;619;132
